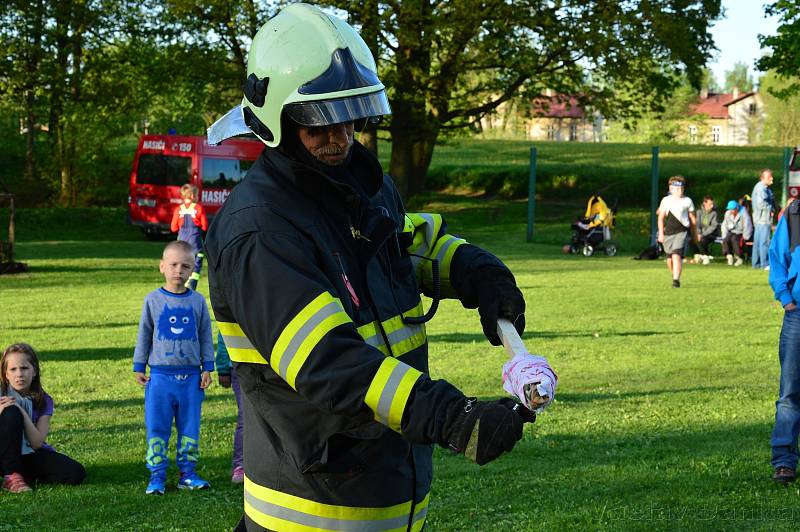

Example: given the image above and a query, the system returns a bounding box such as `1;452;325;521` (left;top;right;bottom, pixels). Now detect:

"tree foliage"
760;70;800;146
324;0;722;196
1;0;722;204
758;0;800;98
723;61;754;93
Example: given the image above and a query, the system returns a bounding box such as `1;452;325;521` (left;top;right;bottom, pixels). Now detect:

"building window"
711;125;721;144
749;103;757;116
546;124;556;140
569;123;577;141
688;125;698;143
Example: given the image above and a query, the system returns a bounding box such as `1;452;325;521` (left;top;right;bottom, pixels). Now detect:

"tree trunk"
23;0;44;184
359;122;378;156
388;93;438;198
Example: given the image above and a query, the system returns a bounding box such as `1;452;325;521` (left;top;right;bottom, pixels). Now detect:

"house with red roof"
478;92;603;141
686;88;763;145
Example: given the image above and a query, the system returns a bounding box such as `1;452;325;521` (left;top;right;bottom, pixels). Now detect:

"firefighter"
205;4;535;531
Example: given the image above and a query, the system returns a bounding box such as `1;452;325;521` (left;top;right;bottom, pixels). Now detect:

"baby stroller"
568;195;618;256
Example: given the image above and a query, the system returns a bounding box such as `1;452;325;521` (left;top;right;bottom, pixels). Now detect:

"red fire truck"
127;134;264;239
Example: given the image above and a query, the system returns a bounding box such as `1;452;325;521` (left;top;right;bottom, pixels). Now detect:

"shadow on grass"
41;347;133;362
17;321;135;331
429;330;674;343
64;392;236;412
555;385;730;404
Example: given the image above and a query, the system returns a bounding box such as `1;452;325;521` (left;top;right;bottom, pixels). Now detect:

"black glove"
476;275;525;345
443;397;535;466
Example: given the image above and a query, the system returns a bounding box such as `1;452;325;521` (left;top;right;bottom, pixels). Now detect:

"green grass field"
1;195;798;531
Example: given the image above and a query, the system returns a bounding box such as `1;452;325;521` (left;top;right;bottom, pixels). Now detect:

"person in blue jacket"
768;199;800;484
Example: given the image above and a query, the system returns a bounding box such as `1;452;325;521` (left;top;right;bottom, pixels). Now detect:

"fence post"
527;146;537;242
783;147;791;208
650;146;659;245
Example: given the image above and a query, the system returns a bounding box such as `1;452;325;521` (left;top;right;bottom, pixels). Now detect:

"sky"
707;0;781;88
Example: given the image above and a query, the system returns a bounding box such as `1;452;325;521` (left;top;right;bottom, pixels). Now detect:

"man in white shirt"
657;176;699;288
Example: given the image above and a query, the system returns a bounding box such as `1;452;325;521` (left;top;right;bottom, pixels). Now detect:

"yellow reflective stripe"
355;304;426;358
402;214;415;234
425;234;467;297
406;213;443;261
272;293;351;389
244;475;428;531
218;321;267;365
364;357;422;432
357;321;391;356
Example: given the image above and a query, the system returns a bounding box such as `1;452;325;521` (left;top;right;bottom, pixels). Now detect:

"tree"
760;71;800;146
326;0;721;197
723;61;754;93
758;1;800;98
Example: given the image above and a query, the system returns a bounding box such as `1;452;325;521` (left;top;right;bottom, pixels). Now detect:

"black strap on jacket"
788;200;800;253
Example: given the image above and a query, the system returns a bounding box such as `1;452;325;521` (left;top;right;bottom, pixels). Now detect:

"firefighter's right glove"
443;397;535;466
474;274;525;346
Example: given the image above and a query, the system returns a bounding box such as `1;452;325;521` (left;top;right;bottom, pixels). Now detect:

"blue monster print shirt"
133;287;215;374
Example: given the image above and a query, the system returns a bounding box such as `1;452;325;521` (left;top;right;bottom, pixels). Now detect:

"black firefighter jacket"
205;141;516;532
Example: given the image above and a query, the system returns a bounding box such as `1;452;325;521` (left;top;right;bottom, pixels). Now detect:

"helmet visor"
285;91;391;127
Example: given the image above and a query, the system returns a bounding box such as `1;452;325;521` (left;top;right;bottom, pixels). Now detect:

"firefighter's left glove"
476;274;525;346
443;397;535;466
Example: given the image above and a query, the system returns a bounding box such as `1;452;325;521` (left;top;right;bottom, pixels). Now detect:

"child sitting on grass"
0;342;85;492
133;240;214;495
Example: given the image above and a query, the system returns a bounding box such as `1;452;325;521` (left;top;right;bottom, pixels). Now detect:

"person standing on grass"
768;199;800;484
657;176;699;288
752;169;775;270
720;200;745;267
133;240;214;495
214;332;244;484
0;343;85;493
171;184;208;290
204;5;545;530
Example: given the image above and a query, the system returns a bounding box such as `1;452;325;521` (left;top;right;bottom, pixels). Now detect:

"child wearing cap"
657;176;699;288
720;200;745;266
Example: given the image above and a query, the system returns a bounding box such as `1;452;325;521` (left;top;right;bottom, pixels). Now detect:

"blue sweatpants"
144;372;204;475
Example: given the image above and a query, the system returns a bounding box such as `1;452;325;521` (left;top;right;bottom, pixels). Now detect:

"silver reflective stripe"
278;301;342;379
244;490;411;531
222;335;255;350
412;213;436;258
361;330;383;348
386;323;423;347
434;235;461;265
376;363;410;425
412;504;429;526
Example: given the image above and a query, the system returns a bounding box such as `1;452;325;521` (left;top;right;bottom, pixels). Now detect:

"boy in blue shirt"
133;240;215;494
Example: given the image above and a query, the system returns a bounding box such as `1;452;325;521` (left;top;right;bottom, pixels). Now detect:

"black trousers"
721;233;742;257
0;405;85;485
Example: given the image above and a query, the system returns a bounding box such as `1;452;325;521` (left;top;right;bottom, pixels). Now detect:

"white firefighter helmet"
238;3;390;147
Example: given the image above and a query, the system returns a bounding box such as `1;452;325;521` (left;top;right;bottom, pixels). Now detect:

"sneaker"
672;279;680;288
734;257;743;267
145;473;166;495
231;466;244;484
773;466;796;485
178;471;210;490
2;473;32;493
702;256;711;265
726;254;734;266
765;265;770;271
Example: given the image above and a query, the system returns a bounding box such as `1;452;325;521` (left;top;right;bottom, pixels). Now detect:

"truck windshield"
136;154;192;186
202;157;254;189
